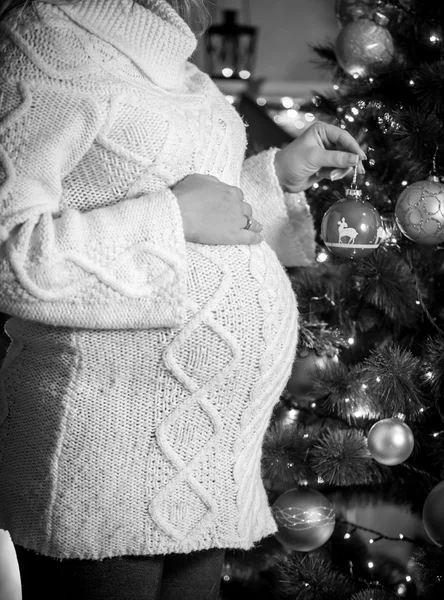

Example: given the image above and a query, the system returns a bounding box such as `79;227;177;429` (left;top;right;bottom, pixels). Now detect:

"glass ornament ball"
335;0;375;25
422;481;444;547
367;418;414;466
272;487;335;552
335;19;395;77
321;189;383;259
395;176;444;245
287;347;339;397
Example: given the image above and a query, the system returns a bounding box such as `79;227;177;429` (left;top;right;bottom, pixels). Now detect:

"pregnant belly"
183;241;298;385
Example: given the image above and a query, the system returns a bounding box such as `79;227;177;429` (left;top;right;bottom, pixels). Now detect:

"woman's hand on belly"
172;173;263;245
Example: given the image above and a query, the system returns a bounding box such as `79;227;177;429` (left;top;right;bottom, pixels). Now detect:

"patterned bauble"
367;417;414;466
335;0;375;25
335;19;395;77
321;188;383;259
422;481;444;547
272;487;336;552
395;175;444;245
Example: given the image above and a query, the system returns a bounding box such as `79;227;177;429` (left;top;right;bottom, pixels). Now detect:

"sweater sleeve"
0;81;188;330
240;147;316;267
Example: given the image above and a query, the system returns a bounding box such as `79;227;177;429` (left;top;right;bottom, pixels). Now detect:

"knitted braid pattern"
0;0;315;558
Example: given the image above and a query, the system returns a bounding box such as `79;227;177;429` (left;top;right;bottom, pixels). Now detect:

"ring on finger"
244;216;253;230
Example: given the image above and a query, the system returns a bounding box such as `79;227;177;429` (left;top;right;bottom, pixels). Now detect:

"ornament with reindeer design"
321;170;383;259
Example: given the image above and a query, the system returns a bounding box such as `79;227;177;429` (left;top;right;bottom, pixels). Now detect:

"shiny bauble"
287;348;339;398
395;176;444;245
422;481;444;547
272;487;335;552
273;403;302;428
321;189;383;259
367;417;414;466
335;0;375;25
335;19;395;77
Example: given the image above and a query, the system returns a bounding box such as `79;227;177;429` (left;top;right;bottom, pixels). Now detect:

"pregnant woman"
0;1;365;598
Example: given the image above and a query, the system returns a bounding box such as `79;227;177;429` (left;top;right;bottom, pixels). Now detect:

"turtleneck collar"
55;0;198;89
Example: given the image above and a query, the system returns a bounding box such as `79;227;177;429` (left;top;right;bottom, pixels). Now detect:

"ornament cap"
373;10;390;27
346;187;362;198
428;174;440;183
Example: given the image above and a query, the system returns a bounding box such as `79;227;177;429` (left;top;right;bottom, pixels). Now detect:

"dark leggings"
15;545;225;600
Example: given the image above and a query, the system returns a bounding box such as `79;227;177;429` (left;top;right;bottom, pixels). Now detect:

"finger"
316;166;354;181
231;186;244;202
313;122;367;159
238;230;264;245
310;146;365;171
241;201;253;218
241;216;262;233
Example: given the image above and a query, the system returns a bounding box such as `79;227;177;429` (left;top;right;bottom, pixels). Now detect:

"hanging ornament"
286;347;339;399
336;0;407;28
395;175;444;245
335;0;375;26
272;487;336;552
321;167;383;259
422;481;444;547
335;19;395;77
273;402;303;428
367;417;414;466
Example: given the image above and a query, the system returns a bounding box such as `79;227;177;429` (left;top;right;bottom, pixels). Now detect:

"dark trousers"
15;545;225;600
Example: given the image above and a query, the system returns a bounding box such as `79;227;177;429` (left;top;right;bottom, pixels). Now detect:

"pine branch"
361;342;428;418
410;61;444;116
350;590;396;600
393;106;444;169
422;336;444;414
353;250;422;329
276;553;359;600
310;429;381;487
298;320;348;356
262;421;317;490
410;546;444;600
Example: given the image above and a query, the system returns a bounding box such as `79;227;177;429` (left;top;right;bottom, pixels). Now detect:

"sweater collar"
57;0;197;89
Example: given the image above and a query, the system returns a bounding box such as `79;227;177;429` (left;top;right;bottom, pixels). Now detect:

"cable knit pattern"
0;0;315;559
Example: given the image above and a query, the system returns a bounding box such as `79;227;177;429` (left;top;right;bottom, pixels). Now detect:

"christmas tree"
220;1;444;599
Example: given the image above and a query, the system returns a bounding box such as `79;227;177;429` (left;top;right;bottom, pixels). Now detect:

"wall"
198;0;340;95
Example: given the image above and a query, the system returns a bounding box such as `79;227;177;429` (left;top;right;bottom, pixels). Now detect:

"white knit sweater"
0;0;315;559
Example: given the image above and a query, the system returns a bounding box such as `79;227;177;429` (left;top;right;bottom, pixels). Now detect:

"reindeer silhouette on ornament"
337;217;358;244
337;217;385;245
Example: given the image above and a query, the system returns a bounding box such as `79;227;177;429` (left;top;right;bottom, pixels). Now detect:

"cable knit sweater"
0;0;315;559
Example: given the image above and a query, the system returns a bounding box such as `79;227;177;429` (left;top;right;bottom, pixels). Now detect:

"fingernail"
330;170;343;181
358;162;366;175
361;152;367;160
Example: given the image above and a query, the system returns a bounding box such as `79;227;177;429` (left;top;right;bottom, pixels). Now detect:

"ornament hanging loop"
346;164;362;197
430;143;440;182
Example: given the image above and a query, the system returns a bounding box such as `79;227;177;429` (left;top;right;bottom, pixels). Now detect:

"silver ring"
244;216;253;230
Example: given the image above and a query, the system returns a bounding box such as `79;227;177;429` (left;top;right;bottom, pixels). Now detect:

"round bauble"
321;189;383;259
286;348;339;398
335;19;395;77
273;402;302;428
395;176;444;245
272;487;335;552
422;481;444;547
367;417;414;466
